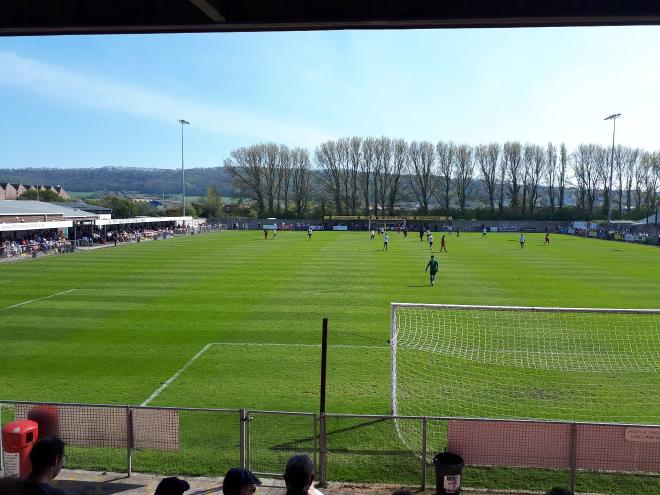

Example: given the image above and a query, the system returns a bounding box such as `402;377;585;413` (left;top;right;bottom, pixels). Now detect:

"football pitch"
1;231;659;491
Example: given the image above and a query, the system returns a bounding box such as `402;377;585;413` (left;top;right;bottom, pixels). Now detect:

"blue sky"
1;26;658;169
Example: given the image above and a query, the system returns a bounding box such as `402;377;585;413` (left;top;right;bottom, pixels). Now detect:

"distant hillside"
0;166;233;197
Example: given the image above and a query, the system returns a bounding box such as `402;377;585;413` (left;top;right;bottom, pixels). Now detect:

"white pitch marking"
141;343;214;406
141;341;388;405
1;289;77;311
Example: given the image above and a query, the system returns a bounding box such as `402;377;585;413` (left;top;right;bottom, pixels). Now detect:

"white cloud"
0;50;332;147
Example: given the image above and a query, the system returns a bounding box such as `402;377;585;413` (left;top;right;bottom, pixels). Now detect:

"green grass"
1;231;659;492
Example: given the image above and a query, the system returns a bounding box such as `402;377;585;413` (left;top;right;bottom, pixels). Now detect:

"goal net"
391;303;660;455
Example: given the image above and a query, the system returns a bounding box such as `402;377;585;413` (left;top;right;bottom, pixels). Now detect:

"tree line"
226;138;659;220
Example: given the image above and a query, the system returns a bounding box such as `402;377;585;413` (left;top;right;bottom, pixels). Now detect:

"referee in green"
425;255;439;286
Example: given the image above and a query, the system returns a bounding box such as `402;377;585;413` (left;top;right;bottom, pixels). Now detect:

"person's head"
430;255;434;259
28;436;65;480
223;468;261;495
544;488;574;495
284;454;315;494
155;477;190;495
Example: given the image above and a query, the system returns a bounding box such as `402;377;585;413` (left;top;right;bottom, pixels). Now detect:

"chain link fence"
2;401;660;494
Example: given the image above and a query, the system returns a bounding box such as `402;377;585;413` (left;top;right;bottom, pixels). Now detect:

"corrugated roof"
59;202;113;213
635;212;660;226
0;200;97;218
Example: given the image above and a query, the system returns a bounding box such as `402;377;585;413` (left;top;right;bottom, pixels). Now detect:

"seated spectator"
392;491;413;495
23;436;67;495
222;467;261;495
545;488;574;495
155;476;190;495
284;454;322;495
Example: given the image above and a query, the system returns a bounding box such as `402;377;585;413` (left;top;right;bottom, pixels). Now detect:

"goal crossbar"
391;302;660;315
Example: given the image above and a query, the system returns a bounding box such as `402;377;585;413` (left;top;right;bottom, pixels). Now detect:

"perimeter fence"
1;401;660;494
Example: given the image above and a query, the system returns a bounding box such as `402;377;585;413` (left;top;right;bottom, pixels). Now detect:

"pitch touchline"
141;342;388;406
0;289;77;311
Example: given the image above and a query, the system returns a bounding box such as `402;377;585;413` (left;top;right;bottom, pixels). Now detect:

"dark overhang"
3;0;660;37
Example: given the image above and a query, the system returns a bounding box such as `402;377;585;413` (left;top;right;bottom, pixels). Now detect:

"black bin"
433;452;464;495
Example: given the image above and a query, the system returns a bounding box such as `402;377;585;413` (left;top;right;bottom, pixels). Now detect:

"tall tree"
558;143;568;210
642;151;659;209
597;146;611;216
374;137;393;215
475;143;498;211
408;141;436;214
528;144;545;216
436;141;455;210
503;141;522;210
199;185;222;218
337;138;352;216
347;136;362;215
454;144;474;213
263;143;280;215
623;148;640;216
614;145;627;218
521;143;534;216
315;140;343;215
226;145;265;216
572;144;601;217
389;138;408;215
290;147;312;217
497;145;507;213
546;142;558;210
277;145;291;213
359;137;376;215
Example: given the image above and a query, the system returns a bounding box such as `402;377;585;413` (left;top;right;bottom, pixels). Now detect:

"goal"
390;303;660;454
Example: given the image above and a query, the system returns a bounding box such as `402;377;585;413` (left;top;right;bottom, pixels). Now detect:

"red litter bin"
2;420;39;477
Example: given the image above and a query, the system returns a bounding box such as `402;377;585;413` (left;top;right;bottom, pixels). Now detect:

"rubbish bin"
2;420;39;477
433;451;464;495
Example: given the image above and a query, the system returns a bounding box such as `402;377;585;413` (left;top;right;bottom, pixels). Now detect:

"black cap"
155;477;190;495
223;468;262;495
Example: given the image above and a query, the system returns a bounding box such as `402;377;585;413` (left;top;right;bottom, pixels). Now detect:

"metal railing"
2;401;660;493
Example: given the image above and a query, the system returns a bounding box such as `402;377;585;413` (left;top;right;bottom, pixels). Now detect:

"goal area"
390;303;660;425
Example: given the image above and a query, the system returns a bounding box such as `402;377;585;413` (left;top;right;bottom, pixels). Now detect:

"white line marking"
1;289;77;311
141;343;214;406
141;342;388;405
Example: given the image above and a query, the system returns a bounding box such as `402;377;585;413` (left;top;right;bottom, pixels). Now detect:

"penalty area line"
141;341;388;406
141;343;214;406
0;288;77;312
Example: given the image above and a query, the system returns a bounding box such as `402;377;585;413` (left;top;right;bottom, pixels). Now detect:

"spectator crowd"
0;436;575;495
0;224;223;261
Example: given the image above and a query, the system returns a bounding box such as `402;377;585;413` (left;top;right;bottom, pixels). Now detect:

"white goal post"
390;302;660;422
